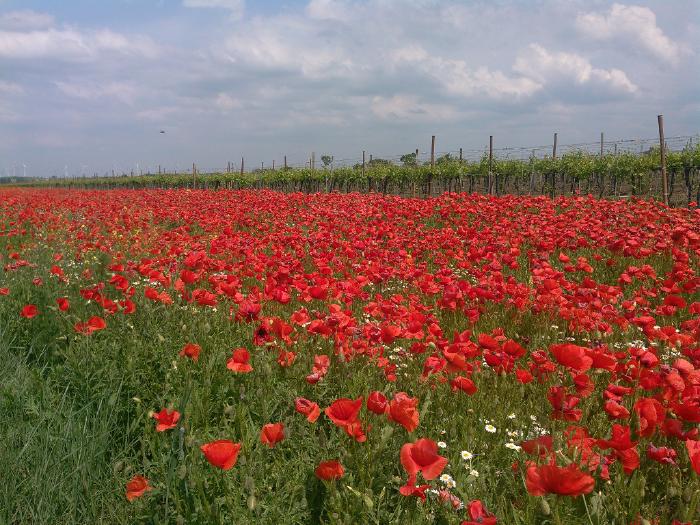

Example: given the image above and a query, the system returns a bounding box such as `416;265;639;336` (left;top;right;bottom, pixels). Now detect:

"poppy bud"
224;404;235;417
157;334;165;342
113;461;124;474
176;516;186;525
247;495;257;510
640;519;651;525
177;464;187;480
539;498;550;516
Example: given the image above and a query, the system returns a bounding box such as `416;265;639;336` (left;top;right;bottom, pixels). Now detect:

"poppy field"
1;187;699;525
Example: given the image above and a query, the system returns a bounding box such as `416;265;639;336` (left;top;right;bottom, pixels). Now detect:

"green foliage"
14;143;699;193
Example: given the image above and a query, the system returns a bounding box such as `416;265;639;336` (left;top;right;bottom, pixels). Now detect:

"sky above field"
0;0;698;177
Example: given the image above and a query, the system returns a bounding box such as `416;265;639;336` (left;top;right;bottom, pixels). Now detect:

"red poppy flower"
521;435;553;457
604;400;630;420
400;438;448;492
20;304;38;319
153;408;180;432
646;444;677;465
126;475;151;501
462;499;497;525
315;460;344;480
451;376;478;395
400;483;430;500
179;342;201;361
227;348;253;373
367;391;388;415
295;397;321;423
342;420;368;442
325;397;363;428
388;392;420;433
74;316;106;335
200;440;241;470
260;422;285;448
56;297;70;311
686;439;700;474
515;368;534;384
525;462;594;496
549;343;593;372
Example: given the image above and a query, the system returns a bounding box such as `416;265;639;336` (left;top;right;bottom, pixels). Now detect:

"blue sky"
0;0;698;177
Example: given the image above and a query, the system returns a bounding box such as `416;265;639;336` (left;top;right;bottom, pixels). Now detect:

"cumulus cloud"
0;80;24;95
183;0;244;18
214;93;241;111
306;0;352;21
222;17;359;79
370;94;457;121
514;44;638;94
0;10;54;30
576;4;684;64
0;27;158;60
54;81;140;104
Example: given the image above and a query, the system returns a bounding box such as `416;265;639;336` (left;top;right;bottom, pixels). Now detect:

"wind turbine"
22;163;26;178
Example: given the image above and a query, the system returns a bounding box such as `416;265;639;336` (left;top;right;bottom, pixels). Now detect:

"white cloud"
0;80;24;95
576;4;683;64
214;92;241;111
55;81;140;104
183;0;244;18
0;28;158;60
223;19;357;79
514;44;638;94
390;45;541;99
0;10;54;30
306;0;352;21
370;94;457;121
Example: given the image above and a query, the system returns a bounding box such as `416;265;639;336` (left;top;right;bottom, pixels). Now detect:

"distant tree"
400;152;417;166
321;155;333;168
436;153;454;165
368;158;392;167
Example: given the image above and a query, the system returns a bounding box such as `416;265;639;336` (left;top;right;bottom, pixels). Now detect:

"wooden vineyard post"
529;150;535;195
551;132;557;198
284;156;287;169
600;132;604;157
488;135;493;195
240;157;244;176
192;163;196;189
428;135;435;196
658;115;669;206
413;149;419;197
362;150;366;177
